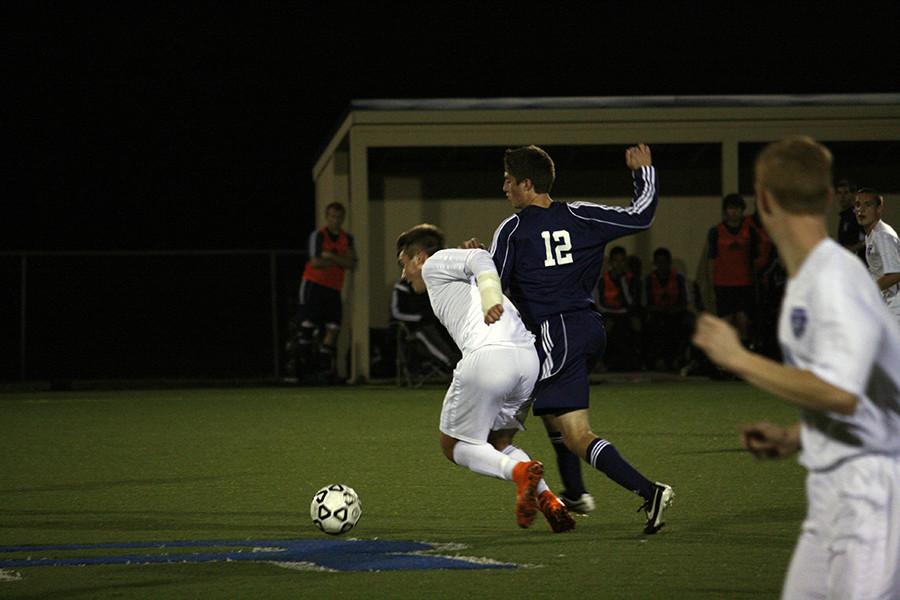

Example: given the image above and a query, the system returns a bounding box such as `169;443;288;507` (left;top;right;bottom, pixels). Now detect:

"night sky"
7;4;900;251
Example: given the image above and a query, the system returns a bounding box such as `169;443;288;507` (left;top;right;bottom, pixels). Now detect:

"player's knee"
439;434;457;462
487;429;515;451
560;428;595;456
298;321;316;344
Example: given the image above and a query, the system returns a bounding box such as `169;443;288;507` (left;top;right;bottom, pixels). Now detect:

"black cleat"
639;482;674;534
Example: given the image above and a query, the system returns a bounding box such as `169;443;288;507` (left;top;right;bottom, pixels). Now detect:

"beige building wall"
369;181;899;330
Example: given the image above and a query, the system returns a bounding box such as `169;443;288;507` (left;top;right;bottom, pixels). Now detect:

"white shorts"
439;345;538;445
782;453;900;600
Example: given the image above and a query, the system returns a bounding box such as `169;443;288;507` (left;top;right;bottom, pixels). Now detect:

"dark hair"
325;202;346;214
755;136;833;215
609;246;627;259
856;187;884;207
653;247;672;261
396;224;445;257
722;193;746;211
835;179;856;192
503;145;556;194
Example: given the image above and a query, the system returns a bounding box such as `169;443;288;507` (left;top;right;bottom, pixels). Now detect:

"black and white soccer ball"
310;483;362;535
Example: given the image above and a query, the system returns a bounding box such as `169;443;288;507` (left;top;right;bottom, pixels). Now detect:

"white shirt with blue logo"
865;219;900;320
779;238;900;471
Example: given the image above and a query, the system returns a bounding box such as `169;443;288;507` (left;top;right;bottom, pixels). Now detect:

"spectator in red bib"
296;202;357;382
707;194;758;347
643;247;692;371
596;245;643;370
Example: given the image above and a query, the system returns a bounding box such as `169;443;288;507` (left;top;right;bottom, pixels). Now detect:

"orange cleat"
539;490;576;533
511;460;543;528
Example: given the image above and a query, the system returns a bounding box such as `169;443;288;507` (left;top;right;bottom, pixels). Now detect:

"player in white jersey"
855;188;900;325
396;224;575;533
693;136;900;600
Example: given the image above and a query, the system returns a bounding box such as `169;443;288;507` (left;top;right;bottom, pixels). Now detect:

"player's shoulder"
496;213;520;231
802;240;873;297
874;221;899;241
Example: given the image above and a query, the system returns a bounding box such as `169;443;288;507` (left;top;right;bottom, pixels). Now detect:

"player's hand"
739;422;801;460
625;144;652;170
692;312;745;372
484;303;503;325
462;238;485;250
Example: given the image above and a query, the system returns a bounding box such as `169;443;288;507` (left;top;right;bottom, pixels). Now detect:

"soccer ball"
310;483;362;535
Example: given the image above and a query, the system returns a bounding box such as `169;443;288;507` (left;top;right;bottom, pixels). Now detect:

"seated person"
596;246;643;371
390;277;460;375
643;247;693;371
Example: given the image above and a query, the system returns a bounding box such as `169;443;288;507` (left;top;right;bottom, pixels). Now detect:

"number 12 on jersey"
541;230;573;267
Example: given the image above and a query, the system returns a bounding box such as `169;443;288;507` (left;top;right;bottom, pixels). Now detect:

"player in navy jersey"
483;144;673;534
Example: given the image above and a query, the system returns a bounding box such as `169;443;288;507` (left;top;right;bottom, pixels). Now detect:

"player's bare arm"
692;313;858;415
320;248;357;270
625;144;652;170
877;272;900;291
739;421;801;460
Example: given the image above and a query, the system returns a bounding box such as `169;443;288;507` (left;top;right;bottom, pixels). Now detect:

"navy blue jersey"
489;166;658;329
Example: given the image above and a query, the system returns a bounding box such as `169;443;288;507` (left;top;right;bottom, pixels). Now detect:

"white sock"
501;445;550;495
452;441;516;480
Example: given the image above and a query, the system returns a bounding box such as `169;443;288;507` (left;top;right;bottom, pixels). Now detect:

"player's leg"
296;280;320;379
316;286;343;380
438;348;543;527
487;347;576;534
781;471;830;600
553;408;674;534
491;434;576;533
533;314;594;511
824;456;900;599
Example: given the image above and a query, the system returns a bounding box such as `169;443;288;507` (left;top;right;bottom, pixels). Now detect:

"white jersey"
865;219;900;317
422;248;535;355
779;238;900;471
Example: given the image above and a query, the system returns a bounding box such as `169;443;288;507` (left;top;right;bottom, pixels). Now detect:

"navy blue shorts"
298;279;342;329
532;310;607;416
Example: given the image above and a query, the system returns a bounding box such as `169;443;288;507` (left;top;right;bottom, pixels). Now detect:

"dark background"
6;4;900;251
3;4;900;381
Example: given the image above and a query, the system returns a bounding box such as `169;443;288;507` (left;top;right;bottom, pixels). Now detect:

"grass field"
0;381;805;599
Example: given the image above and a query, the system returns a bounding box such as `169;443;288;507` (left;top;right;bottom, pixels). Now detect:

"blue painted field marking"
0;539;518;571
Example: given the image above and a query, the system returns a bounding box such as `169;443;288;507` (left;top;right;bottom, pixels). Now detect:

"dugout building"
312;95;900;382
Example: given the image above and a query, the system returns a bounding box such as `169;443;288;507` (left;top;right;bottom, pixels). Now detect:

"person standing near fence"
296;202;357;383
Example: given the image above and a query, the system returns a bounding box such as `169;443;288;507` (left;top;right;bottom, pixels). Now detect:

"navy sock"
548;431;586;498
586;438;653;500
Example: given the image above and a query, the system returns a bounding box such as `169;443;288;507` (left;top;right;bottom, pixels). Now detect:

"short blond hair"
755;136;833;214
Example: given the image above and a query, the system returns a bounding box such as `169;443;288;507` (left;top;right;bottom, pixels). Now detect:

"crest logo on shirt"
790;307;807;338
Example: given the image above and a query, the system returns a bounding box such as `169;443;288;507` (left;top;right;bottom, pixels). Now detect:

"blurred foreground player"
397;224;574;532
693;136;900;599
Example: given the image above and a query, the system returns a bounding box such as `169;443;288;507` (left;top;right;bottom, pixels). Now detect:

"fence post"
20;255;27;381
270;252;280;379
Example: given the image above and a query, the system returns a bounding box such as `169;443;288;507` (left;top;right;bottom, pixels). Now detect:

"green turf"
0;382;805;599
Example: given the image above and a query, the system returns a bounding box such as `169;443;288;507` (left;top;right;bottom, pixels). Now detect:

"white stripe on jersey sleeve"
489;214;520;281
566;165;657;229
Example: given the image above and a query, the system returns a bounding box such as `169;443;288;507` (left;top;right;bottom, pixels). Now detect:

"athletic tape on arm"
476;271;503;315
